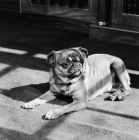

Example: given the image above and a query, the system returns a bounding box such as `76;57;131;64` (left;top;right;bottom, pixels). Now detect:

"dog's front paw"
44;109;62;120
21;102;35;109
21;99;46;109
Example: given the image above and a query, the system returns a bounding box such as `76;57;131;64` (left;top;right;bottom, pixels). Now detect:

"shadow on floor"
87;107;139;121
9;83;72;105
129;73;139;89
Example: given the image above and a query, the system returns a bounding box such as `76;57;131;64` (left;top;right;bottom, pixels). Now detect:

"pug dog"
21;47;132;120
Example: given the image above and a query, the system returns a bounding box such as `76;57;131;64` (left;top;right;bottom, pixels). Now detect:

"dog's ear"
78;47;88;59
46;51;56;67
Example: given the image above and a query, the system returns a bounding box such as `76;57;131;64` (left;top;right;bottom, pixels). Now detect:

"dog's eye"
62;61;70;68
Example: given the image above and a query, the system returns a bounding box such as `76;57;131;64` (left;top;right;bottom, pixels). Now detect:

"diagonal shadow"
33;115;70;140
87;107;139;121
0;127;35;140
0;115;70;140
0;66;17;77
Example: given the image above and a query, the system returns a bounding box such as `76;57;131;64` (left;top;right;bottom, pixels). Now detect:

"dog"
21;47;132;120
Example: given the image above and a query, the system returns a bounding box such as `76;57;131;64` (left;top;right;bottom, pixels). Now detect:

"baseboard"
89;24;139;46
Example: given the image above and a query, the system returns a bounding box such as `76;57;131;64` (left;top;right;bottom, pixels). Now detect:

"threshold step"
89;24;139;46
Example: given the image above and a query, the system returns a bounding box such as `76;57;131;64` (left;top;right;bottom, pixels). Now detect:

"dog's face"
47;47;88;81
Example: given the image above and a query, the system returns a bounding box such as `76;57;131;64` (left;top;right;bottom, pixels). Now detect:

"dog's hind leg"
89;81;113;101
109;89;123;101
110;58;132;101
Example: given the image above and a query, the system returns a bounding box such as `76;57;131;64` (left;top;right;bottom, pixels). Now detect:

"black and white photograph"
0;0;139;139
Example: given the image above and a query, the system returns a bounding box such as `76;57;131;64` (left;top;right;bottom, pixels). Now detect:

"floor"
0;12;139;140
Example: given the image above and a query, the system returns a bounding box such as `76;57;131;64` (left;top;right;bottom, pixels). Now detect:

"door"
112;0;139;27
20;0;98;22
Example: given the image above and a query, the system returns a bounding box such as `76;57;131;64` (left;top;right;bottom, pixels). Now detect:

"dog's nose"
74;62;81;67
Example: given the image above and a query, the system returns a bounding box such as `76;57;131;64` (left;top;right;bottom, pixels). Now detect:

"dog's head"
47;47;88;82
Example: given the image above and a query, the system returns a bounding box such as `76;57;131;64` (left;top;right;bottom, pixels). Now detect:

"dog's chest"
51;83;73;96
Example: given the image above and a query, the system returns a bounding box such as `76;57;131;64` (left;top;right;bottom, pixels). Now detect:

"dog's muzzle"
68;62;82;78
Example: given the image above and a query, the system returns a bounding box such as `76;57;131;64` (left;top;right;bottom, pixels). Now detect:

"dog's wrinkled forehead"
59;49;83;63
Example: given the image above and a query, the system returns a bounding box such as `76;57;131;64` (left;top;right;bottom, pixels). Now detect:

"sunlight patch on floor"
33;54;48;59
0;47;27;55
0;63;11;71
128;69;139;75
0;64;49;90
